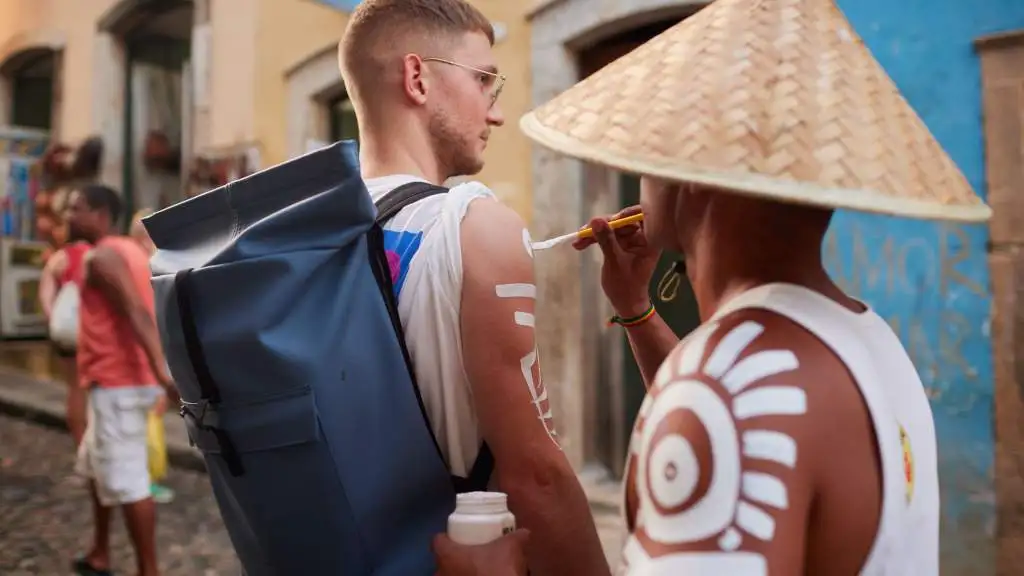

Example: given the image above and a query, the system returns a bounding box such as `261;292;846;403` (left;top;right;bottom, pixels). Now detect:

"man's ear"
401;54;429;106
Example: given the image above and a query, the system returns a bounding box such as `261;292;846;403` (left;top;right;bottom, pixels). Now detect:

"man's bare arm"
39;249;67;320
87;247;172;389
623;314;679;389
460;198;610;576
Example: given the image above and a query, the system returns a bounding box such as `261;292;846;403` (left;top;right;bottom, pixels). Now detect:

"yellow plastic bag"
147;410;168;482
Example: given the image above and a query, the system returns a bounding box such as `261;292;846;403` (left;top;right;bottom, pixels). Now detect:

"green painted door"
616;173;701;471
329;96;359;143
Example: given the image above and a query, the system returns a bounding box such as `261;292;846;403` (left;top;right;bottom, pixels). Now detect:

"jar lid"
455;491;508;515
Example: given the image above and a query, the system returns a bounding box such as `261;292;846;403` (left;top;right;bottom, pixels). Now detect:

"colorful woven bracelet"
608;303;656;328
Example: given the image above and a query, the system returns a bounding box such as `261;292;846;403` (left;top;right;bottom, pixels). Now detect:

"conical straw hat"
520;0;990;222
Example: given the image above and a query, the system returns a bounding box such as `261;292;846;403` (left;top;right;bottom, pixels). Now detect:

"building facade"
0;0;535;220
3;0;1024;573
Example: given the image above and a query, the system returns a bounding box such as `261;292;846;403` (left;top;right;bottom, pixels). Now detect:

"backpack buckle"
178;398;244;476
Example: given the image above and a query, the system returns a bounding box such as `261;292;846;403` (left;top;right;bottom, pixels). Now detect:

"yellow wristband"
608;303;656;328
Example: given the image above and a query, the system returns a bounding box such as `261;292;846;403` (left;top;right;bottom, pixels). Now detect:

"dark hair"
78;184;123;224
71;136;104;179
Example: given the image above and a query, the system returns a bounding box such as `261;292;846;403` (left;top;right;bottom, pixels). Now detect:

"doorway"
327;94;359;144
577;16;702;477
100;0;193;224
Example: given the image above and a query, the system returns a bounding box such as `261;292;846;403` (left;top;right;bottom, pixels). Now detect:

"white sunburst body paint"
492;228;558;446
624;320;808;576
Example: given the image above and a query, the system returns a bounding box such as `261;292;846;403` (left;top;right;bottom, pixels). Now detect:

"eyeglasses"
422;57;506;107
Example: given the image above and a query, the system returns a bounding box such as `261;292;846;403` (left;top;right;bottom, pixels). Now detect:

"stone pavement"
0;361;627;572
0;413;240;575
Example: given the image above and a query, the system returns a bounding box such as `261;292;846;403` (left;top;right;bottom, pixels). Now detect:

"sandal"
71;556;114;576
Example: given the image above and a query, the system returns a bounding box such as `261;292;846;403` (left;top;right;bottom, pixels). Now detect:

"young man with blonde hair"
339;1;609;574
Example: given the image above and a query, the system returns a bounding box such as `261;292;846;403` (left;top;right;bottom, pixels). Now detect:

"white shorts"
75;385;161;506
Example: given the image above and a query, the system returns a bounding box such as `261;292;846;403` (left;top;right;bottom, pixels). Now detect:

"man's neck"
686;235;852;321
357;130;446;185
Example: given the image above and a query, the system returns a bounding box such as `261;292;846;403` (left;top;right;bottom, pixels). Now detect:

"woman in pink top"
39;237;91;445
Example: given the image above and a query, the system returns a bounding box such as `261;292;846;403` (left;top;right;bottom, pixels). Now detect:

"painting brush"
531;212;645;251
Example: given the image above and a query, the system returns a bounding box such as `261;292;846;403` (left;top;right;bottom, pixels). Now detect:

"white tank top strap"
364;176;496;478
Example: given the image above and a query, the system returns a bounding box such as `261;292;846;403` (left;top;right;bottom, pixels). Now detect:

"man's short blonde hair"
339;0;494;109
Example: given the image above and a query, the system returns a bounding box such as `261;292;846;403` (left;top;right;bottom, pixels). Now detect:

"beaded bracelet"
608;302;656;328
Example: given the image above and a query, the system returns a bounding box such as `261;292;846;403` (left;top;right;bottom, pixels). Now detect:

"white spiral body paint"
491;228;558;446
638;381;740;542
623;319;809;576
633;324;719;457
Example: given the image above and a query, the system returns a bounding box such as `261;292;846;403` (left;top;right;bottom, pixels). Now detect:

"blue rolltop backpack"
142;141;493;575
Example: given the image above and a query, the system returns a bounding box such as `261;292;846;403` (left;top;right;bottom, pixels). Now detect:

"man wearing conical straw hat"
432;0;991;574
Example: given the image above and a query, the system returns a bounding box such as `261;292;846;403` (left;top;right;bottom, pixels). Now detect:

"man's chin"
452;160;485;179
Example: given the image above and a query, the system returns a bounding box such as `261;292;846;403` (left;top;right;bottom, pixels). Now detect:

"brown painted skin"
623;308;884;575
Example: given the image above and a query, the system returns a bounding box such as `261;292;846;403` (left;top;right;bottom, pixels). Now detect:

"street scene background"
0;0;1023;574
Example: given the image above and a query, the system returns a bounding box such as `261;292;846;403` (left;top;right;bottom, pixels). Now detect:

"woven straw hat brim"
520;0;991;223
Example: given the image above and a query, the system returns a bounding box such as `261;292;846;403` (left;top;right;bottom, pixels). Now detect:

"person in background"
129;208;174;505
39;233;91;446
68;185;176;576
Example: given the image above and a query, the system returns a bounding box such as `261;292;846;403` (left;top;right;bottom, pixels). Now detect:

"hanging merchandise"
0;126;50;338
33;136;103;247
186;144;260;198
0;127;49;241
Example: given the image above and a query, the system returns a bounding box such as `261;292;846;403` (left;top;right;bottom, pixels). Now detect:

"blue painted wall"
824;1;1024;572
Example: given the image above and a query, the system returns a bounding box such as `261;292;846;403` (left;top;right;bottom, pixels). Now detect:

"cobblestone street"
0;414;239;575
0;410;626;574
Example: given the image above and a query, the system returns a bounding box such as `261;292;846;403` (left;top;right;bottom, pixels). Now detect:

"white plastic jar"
447;491;517;546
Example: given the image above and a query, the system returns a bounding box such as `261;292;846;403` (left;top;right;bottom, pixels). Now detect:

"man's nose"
487;103;505;127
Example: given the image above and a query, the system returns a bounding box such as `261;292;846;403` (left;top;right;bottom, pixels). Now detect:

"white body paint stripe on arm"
495;283;537;299
741;471;789;510
742;430;798;468
703;321;764;378
493;231;556;446
733;387;807;419
721;350;799;395
514;311;535;328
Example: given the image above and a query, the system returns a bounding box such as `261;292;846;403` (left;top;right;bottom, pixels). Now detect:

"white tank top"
621;283;939;575
365;174;494;478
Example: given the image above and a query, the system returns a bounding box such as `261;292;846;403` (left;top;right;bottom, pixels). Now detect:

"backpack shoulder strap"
367;180;449;466
374;181;447;226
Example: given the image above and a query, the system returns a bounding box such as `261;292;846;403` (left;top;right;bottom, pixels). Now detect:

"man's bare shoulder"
625;307;874;572
459;196;533;280
649;307;863;442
